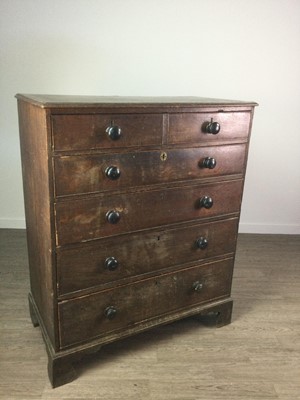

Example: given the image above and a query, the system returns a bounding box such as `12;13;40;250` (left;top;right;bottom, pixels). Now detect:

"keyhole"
160;152;167;161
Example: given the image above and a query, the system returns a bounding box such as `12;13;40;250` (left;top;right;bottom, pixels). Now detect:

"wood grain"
58;258;234;348
168;111;251;143
54;144;247;197
17;100;58;349
55;180;243;245
15;93;258;108
56;218;239;296
52;113;163;151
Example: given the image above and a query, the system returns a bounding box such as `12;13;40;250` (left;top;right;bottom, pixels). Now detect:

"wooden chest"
16;94;256;387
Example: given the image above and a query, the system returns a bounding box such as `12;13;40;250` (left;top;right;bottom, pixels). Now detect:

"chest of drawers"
16;94;256;387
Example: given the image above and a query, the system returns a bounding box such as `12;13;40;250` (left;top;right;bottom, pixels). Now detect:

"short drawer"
57;218;239;295
52;114;163;151
58;258;233;348
168;111;251;144
55;180;243;245
54;144;247;197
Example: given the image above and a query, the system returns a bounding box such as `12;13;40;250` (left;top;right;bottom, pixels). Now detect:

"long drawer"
57;218;239;296
54;144;247;197
168;111;251;144
55;180;243;245
52;114;163;151
58;258;234;348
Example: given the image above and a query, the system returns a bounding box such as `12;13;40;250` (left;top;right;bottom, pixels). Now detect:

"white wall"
1;0;300;233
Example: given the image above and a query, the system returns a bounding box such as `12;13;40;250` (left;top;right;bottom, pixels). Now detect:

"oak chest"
16;94;256;387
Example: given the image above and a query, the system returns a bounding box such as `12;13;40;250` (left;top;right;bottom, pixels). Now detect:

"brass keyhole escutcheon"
160;152;168;161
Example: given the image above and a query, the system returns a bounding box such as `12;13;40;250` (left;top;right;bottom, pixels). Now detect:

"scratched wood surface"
0;230;299;399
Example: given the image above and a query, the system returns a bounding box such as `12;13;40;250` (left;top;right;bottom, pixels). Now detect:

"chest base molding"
29;291;233;388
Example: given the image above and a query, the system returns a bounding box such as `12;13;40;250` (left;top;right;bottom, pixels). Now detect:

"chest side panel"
17;100;57;348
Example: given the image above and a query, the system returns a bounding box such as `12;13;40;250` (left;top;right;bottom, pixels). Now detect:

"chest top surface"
15;94;257;109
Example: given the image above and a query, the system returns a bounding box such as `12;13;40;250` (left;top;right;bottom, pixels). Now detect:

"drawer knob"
192;281;203;292
105;306;117;320
196;237;208;249
205;119;220;135
106;210;121;224
201;157;217;169
105;166;121;180
105;257;119;271
106;125;121;140
199;196;213;209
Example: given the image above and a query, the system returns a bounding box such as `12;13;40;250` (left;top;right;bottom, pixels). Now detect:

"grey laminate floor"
0;230;299;399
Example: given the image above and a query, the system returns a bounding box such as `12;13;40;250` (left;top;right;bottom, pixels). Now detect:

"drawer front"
52;114;163;151
55;180;243;245
58;258;234;347
57;218;239;295
54;144;247;197
168;112;251;144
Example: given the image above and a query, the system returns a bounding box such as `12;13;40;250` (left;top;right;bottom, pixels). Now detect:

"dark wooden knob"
205;120;220;134
105;306;117;319
106;210;120;224
105;166;121;180
105;257;119;271
196;237;208;249
201;157;217;169
106;125;121;140
199;196;213;209
192;281;203;292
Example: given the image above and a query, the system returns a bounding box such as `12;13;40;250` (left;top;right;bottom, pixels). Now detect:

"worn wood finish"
55;179;243;245
52;113;163;151
17;100;58;349
16;94;256;387
15;93;258;107
58;258;234;348
54;144;247;197
57;218;239;296
168;111;251;143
